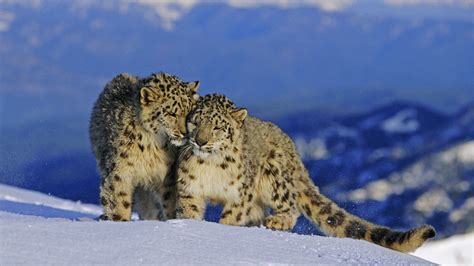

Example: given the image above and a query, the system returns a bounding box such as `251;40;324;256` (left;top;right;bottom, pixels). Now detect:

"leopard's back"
89;73;139;176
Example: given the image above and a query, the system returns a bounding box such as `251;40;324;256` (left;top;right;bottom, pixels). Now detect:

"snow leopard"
89;72;199;221
175;94;435;252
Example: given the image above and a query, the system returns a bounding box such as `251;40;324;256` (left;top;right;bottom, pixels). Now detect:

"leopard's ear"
140;87;158;106
231;108;248;125
186;81;200;92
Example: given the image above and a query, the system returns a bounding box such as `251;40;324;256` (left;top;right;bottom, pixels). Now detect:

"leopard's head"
185;94;247;157
139;72;200;146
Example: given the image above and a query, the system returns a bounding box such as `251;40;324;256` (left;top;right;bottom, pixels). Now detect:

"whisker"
178;143;193;162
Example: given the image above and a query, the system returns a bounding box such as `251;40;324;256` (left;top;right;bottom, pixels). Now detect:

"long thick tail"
297;187;436;253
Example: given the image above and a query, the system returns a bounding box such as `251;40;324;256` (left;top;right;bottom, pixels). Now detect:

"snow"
0;183;102;217
450;197;474;223
349;140;474;203
441;140;474;163
413;232;474;266
294;137;329;160
381;109;419;133
0;184;434;265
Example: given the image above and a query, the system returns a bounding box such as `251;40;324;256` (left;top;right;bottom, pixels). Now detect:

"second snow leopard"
175;94;435;252
90;72;199;221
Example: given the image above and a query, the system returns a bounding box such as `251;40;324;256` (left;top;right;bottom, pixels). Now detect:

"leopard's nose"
195;127;210;147
196;138;208;147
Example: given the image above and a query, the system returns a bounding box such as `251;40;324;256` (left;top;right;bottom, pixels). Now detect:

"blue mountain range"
0;1;473;239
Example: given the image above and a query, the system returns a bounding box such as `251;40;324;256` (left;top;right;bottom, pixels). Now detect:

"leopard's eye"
164;111;177;118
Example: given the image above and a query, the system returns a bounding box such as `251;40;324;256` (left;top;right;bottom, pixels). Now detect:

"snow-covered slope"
0;184;433;265
413;232;474;266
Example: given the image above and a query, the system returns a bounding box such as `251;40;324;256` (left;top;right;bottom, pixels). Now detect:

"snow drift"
0;184;442;264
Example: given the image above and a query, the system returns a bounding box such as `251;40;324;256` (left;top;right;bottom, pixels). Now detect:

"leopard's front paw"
175;206;186;219
263;215;293;231
100;213;130;222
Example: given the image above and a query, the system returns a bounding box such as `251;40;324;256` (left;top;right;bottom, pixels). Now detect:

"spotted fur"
176;94;435;252
89;72;199;221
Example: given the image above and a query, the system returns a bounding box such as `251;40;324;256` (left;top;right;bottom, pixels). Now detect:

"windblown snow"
0;184;459;265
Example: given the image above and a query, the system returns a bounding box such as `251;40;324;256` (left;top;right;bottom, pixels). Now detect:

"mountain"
0;184;435;265
1;100;473;239
0;1;473;126
280;101;474;238
0;0;473;241
348;141;474;237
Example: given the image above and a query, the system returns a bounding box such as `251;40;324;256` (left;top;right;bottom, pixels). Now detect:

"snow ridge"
0;184;433;265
